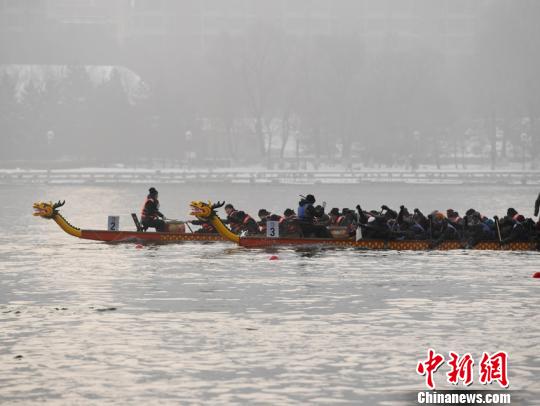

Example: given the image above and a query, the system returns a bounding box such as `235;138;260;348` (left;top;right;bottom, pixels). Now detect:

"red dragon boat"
33;200;224;243
189;200;540;251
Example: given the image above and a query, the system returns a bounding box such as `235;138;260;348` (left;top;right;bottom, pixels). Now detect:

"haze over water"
1;183;539;404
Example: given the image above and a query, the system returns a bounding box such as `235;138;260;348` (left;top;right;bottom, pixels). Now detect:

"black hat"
305;194;316;203
507;208;517;217
149;187;158;195
329;208;340;216
342;208;350;214
284;208;295;216
447;210;459;218
258;209;270;217
465;208;476;216
225;203;234;210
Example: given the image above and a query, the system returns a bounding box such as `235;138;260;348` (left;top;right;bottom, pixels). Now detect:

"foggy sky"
0;0;539;169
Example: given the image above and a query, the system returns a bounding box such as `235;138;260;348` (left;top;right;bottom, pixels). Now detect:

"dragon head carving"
190;200;224;220
33;200;65;219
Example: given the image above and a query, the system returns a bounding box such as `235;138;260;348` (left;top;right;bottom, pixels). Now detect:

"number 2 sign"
108;216;120;231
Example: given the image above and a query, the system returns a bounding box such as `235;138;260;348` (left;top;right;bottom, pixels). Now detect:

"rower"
501;214;530;244
297;194;331;238
190;219;217;234
224;204;241;233
141;187;166;232
329;208;341;226
314;205;330;227
225;204;259;235
297;194;316;222
280;208;300;236
257;209;284;234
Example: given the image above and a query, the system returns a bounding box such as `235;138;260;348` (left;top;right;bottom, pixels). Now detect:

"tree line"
1;0;539;169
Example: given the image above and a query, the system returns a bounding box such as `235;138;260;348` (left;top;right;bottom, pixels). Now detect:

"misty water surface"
0;184;539;404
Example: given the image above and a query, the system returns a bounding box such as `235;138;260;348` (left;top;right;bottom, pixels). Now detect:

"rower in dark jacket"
225;204;259;235
282;208;301;235
141;187;166;231
297;194;317;222
501;214;530;244
297;195;330;238
314;205;331;227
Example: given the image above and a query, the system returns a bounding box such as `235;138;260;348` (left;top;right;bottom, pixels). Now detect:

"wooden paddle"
493;215;502;243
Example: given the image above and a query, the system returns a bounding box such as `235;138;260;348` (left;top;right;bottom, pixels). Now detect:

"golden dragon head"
190;200;225;220
33;200;65;219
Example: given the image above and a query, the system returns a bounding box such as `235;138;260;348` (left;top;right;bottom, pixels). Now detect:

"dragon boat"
190;200;540;251
33;200;225;243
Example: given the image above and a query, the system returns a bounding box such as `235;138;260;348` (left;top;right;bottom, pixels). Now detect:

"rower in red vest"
329;208;341;226
225;204;259;234
257;209;284;234
141;187;166;231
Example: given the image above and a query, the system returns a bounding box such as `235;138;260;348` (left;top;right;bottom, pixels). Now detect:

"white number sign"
108;216;120;231
266;220;279;238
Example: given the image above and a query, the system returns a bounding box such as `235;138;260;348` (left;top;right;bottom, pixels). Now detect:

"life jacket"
141;196;159;219
201;223;215;233
346;218;357;234
227;210;242;232
297;202;313;220
329;216;339;226
283;216;299;234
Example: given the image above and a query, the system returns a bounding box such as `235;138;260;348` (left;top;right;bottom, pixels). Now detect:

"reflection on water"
1;184;539;404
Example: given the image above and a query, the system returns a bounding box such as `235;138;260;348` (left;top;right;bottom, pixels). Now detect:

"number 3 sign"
266;220;279;238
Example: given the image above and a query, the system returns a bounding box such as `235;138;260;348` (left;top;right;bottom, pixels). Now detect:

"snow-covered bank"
1;167;539;185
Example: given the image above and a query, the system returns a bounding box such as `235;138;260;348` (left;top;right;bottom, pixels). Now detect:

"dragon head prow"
190;200;225;220
33;200;65;218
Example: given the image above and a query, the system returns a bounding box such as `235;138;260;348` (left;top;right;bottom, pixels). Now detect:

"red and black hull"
75;230;538;251
80;229;225;243
238;236;539;251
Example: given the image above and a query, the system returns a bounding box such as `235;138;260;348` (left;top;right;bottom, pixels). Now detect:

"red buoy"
533;272;540;278
269;255;279;260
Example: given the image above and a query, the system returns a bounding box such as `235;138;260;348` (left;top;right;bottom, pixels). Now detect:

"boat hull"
80;230;225;243
239;236;539;251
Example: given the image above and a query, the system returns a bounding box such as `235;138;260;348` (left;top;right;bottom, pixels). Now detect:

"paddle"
493;215;502;243
534;192;540;217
